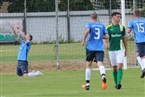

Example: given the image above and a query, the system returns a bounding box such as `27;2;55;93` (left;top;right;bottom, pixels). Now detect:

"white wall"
0;10;133;43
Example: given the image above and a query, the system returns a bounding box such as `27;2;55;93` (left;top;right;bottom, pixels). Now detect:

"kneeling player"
11;25;33;77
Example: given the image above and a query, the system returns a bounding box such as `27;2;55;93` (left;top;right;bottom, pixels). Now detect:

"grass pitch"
1;68;144;97
1;43;85;63
1;42;142;97
1;41;135;63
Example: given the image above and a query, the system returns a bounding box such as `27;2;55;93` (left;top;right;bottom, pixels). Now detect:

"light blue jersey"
18;39;31;61
128;18;145;43
85;22;108;51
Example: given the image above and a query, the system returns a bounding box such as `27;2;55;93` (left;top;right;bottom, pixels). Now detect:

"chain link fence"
0;0;145;73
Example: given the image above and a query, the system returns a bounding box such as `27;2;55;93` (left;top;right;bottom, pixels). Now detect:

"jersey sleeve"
106;25;111;32
85;23;91;29
27;42;31;51
128;20;133;28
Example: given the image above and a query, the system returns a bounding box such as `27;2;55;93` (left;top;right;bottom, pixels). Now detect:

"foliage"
142;3;145;17
0;0;144;14
1;0;55;12
0;0;4;9
59;0;93;11
1;0;92;12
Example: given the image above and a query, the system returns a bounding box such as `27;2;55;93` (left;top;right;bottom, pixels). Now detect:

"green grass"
0;41;140;96
1;43;85;63
1;68;144;97
1;41;135;63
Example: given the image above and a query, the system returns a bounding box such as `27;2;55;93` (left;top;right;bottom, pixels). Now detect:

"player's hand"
81;40;85;46
10;24;15;31
15;25;20;30
135;52;139;57
104;44;109;49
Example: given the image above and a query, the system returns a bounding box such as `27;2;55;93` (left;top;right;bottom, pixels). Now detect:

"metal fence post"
67;0;70;42
23;0;27;34
55;0;60;69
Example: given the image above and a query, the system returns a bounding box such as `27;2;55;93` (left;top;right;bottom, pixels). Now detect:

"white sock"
137;56;145;70
28;72;36;77
86;83;90;86
28;71;43;77
141;58;145;70
99;65;106;76
85;68;91;81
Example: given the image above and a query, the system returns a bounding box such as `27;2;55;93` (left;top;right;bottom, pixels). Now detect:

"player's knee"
86;61;92;68
118;64;123;69
142;56;145;59
97;61;103;67
17;73;23;76
113;66;117;71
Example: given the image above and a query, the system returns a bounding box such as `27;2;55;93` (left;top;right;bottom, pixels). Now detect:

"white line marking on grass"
92;66;140;71
92;68;112;71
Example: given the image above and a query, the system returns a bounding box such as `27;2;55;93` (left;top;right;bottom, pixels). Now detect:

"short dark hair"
90;13;97;20
111;12;121;17
29;34;33;41
134;10;141;17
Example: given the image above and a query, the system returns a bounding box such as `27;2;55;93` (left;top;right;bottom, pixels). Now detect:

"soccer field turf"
1;68;144;97
1;43;85;63
1;41;134;63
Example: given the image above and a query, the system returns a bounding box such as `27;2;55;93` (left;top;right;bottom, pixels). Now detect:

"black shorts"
17;60;28;76
86;50;104;62
136;42;145;58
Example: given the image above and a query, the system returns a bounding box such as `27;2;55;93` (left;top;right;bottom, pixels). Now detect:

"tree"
7;0;24;12
0;0;5;9
4;0;55;13
27;0;55;12
4;0;92;12
2;0;141;13
142;3;145;17
59;0;93;11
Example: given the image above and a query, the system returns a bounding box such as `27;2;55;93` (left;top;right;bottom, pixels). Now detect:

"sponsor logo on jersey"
111;34;121;37
91;25;103;28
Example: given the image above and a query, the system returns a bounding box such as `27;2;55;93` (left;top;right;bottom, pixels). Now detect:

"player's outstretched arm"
11;25;20;41
17;27;27;41
82;28;90;46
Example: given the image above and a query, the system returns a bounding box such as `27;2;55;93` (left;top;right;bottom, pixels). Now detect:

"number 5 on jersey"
94;28;100;39
136;23;145;33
